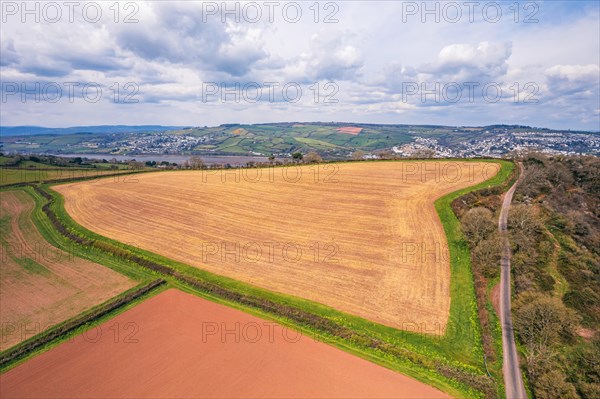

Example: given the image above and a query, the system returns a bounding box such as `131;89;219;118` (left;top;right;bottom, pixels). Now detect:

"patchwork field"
0;289;449;398
0;190;135;350
55;161;499;331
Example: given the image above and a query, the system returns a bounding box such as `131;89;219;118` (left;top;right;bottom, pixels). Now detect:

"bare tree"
473;233;503;278
513;292;580;352
414;148;436;159
508;205;542;236
351;150;365;161
128;161;144;170
533;370;578;399
304;151;323;163
519;164;549;197
375;150;394;160
187;156;205;169
546;162;574;187
461;207;496;245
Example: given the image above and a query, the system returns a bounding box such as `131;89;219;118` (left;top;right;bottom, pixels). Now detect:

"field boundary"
0;169;147;188
0;279;166;369
5;159;515;398
0;186;161;371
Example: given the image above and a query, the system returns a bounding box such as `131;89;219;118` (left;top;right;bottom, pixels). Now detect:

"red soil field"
336;126;363;135
1;289;449;399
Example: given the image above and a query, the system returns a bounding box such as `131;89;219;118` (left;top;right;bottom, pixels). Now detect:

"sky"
1;0;599;130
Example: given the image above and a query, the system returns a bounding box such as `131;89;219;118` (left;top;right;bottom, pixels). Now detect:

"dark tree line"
510;153;599;399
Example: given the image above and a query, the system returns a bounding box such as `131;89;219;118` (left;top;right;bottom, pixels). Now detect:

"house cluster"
76;133;207;155
379;131;599;159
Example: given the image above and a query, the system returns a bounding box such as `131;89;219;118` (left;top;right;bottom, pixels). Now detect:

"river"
51;153;278;166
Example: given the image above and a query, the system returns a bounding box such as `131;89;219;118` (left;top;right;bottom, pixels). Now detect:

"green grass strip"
0;279;166;369
2;159;515;398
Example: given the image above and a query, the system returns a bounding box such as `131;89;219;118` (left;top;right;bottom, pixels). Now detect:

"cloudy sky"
1;1;599;130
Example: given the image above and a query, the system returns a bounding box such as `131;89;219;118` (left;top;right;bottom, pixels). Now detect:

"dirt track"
0;190;134;350
55;161;498;331
0;289;449;398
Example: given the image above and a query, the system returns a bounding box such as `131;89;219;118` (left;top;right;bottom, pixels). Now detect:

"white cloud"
541;64;600;124
0;1;598;130
437;41;512;76
546;64;600;91
279;32;364;82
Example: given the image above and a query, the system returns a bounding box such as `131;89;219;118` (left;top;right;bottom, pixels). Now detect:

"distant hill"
1;122;598;158
0;125;188;137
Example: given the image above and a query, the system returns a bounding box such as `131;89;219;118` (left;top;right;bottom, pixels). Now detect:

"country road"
499;163;527;399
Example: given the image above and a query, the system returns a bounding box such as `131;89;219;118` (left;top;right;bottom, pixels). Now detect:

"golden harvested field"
55;161;498;331
0;190;135;351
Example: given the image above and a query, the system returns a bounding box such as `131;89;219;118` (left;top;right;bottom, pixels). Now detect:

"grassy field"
293;137;344;149
2;123;554;157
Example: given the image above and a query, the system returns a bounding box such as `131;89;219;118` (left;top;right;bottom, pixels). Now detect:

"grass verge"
2;159;515;398
0;279;166;370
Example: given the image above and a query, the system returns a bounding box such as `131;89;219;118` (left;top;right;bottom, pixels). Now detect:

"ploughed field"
55;161;498;331
0;289;449;398
0;190;134;351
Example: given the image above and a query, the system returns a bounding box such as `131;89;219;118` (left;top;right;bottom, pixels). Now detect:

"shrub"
461;207;496;245
513;293;580;351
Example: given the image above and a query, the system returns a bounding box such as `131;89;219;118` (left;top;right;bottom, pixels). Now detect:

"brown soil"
576;327;596;340
0;190;134;351
336;127;363;135
54;161;498;331
1;289;449;399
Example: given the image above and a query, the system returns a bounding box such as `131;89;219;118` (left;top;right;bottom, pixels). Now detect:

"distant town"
392;130;599;158
1;123;598;161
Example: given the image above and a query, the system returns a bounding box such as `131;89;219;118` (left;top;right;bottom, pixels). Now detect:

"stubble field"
54;161;498;331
